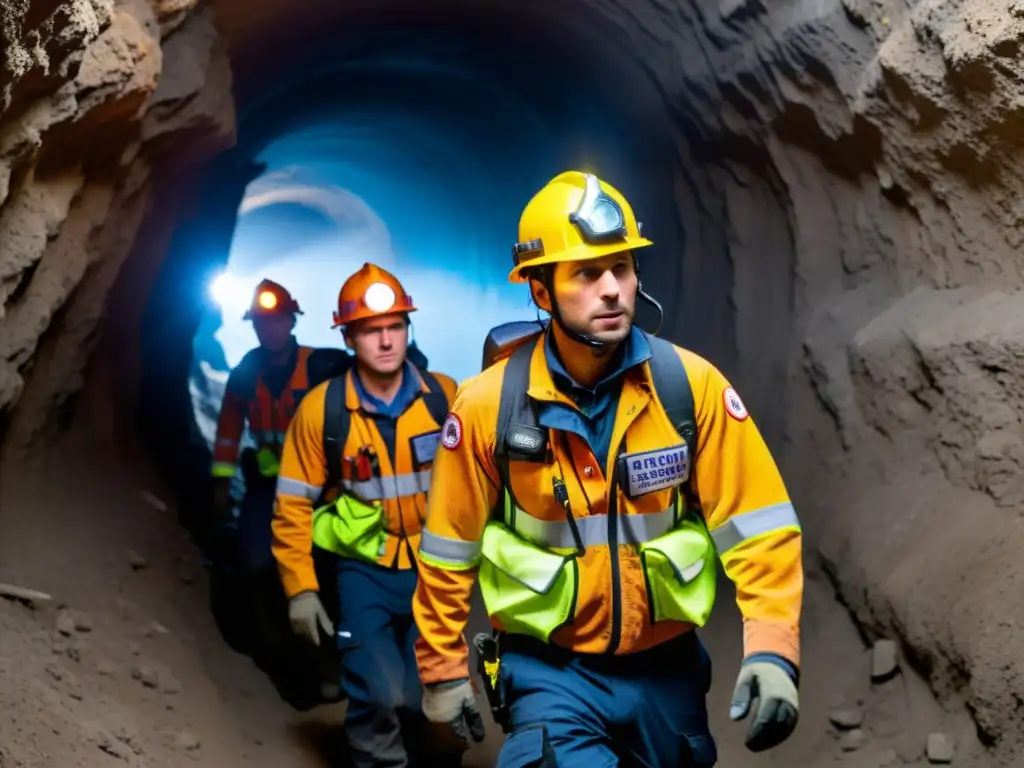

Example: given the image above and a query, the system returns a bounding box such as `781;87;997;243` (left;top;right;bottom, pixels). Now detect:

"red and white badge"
723;387;749;421
441;412;463;449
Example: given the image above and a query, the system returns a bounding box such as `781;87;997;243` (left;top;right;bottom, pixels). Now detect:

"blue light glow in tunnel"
193;23;663;388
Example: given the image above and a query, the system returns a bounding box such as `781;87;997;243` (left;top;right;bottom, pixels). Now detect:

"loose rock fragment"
0;583;52;605
926;733;954;763
175;731;200;751
130;664;159;688
97;660;116;676
127;550;148;570
55;612;76;637
839;728;868;752
829;707;864;730
871;639;899;681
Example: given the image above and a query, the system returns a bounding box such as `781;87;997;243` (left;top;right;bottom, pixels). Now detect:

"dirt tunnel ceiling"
4;0;1024;761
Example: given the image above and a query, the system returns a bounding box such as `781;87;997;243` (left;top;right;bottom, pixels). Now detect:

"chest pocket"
410;430;442;467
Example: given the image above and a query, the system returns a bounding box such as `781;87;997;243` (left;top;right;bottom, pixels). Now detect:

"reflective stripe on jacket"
272;366;458;597
412;335;802;684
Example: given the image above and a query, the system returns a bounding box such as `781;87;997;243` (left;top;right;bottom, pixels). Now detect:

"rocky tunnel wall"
4;0;1024;759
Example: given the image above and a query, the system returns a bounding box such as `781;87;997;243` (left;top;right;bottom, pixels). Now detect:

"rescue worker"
272;263;462;767
210;279;313;619
412;171;804;766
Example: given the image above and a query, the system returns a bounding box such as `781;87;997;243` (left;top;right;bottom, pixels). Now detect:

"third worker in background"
209;279;320;675
271;263;463;767
413;171;804;766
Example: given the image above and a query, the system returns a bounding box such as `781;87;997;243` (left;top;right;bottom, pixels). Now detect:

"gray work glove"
729;660;800;752
422;678;486;745
287;590;334;647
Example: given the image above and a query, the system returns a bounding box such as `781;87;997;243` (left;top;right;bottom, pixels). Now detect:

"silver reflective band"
711;502;801;554
419;530;482;567
514;505;677;550
216;438;238;448
569;173;627;245
276;476;322;501
258;430;288;446
342;470;432;501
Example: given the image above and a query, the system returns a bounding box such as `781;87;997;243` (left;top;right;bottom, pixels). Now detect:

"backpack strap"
493;341;547;506
320;374;350;505
417;369;450;427
644;334;697;448
644;333;699;516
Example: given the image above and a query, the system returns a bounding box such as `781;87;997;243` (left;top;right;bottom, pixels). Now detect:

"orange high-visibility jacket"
413;336;803;683
211;344;318;478
272;366;458;597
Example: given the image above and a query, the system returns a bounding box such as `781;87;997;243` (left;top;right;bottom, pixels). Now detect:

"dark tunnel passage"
135;12;708;544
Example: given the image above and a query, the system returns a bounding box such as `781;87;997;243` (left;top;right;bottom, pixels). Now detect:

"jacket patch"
441;413;463;450
723;387;749;421
621;444;689;498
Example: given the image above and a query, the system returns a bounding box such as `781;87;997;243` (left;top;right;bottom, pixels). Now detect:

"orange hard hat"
333;263;416;328
243;278;302;320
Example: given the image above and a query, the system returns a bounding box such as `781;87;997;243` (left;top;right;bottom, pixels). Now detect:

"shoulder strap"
321;375;350;502
494;341;543;489
417;369;450;427
644;333;697;449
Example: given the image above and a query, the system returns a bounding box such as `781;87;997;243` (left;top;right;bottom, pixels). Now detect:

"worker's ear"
341;330;354;351
530;278;551;313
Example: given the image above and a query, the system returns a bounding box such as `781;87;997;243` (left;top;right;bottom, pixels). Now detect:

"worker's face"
252;313;295;353
534;251;637;345
345;314;408;376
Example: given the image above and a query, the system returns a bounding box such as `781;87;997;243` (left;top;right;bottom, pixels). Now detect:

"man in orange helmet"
272;263;462;767
412;172;803;766
209;278;345;702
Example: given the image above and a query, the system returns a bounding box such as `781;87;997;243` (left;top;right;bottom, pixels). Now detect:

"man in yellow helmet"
412;171;804;765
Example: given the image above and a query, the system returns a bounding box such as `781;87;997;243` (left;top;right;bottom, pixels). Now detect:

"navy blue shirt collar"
353;360;419;419
544;325;652;403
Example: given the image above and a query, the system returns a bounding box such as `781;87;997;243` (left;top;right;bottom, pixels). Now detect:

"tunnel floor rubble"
0;428;988;767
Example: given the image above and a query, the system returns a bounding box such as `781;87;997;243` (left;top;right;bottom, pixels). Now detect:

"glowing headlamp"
257;290;278;310
569;173;628;245
364;282;397;312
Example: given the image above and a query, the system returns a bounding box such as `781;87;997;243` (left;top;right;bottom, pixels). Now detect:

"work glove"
729;659;799;752
288;591;334;647
422;678;486;745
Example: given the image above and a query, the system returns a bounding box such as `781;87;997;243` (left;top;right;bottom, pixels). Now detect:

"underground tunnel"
3;1;1024;766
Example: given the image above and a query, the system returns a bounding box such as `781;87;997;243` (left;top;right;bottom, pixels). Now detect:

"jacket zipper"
607;444;623;655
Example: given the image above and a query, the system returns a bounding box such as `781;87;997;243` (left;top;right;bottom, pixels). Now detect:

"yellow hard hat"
508;171;653;284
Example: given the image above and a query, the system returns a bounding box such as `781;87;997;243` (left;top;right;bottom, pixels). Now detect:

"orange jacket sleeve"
681;348;804;667
413;370;500;684
211;368;249;478
271;381;329;598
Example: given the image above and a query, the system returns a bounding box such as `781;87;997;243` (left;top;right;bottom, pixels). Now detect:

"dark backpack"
485;323;696;491
319;343;449;503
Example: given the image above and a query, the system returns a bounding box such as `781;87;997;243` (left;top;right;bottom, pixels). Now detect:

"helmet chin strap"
542;262;666;353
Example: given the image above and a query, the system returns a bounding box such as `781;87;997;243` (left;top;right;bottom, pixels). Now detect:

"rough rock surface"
3;0;1024;765
0;0;233;460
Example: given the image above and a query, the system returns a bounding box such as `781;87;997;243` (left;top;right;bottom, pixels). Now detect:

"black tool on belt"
473;632;511;734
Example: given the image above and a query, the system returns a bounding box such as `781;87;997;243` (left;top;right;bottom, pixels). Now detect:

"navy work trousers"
336;558;458;767
497;631;718;767
235;476;276;575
